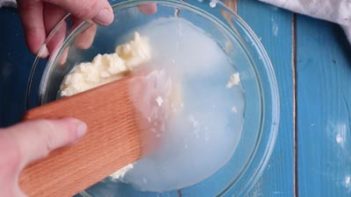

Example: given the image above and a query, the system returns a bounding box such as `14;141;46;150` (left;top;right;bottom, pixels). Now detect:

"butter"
226;72;240;88
60;32;151;97
116;32;151;68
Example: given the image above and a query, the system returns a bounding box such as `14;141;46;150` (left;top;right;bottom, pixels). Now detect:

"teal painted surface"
237;0;295;196
297;16;351;197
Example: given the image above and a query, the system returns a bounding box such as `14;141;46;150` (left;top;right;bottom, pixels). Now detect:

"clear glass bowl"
26;0;280;196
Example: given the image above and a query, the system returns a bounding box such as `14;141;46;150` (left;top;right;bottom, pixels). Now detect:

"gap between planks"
292;13;298;197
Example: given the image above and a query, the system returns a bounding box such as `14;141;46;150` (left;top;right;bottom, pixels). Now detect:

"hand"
18;0;158;58
0;118;87;197
18;0;115;57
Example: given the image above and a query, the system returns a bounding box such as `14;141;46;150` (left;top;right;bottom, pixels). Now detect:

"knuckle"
33;120;58;154
36;119;72;152
45;121;61;149
75;0;100;19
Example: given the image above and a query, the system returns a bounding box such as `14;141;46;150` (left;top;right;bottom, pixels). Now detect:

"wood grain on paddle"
20;76;145;197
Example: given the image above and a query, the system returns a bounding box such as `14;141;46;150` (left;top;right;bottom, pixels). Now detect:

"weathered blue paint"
238;0;295;196
297;16;351;197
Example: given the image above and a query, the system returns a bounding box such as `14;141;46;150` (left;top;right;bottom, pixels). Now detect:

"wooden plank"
296;16;351;197
237;0;295;196
21;76;145;197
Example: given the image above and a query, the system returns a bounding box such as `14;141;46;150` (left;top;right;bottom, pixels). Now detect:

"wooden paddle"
20;74;149;197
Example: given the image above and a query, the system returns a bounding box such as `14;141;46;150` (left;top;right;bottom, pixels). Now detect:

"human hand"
18;0;114;57
18;0;158;58
0;118;87;197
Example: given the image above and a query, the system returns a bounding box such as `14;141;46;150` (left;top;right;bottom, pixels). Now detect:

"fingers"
43;3;67;54
58;47;70;66
19;0;155;57
3;118;87;169
19;0;113;57
18;0;47;57
57;18;97;65
44;0;114;26
138;3;158;15
74;22;97;50
0;119;86;197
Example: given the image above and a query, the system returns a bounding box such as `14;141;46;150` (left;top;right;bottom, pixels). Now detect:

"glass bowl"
26;0;280;196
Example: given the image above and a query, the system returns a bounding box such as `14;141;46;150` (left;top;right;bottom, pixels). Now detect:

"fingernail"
139;4;157;15
94;8;114;25
38;45;49;58
66;118;87;138
76;121;87;138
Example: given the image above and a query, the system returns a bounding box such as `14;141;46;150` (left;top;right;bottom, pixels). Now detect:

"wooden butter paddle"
20;74;149;197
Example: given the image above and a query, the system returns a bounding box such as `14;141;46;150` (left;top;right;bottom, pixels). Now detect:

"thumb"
4;118;87;169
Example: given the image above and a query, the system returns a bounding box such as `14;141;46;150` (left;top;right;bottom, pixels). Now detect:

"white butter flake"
231;106;238;113
226;72;240;88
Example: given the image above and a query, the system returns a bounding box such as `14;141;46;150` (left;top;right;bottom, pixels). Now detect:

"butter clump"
60;32;151;97
117;32;151;68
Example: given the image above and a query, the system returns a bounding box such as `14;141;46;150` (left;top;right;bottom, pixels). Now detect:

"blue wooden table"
1;0;351;196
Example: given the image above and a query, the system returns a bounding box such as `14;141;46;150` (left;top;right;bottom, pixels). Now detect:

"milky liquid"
120;18;244;192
